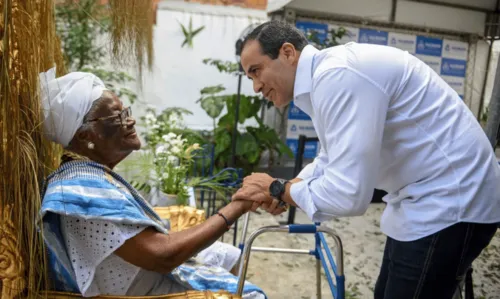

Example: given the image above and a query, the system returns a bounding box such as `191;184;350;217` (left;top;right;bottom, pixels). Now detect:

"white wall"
395;1;486;35
482;41;500;117
431;0;496;11
470;40;491;118
283;0;487;35
129;7;266;133
287;0;393;21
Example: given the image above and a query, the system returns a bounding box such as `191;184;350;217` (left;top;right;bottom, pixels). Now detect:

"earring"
87;142;95;150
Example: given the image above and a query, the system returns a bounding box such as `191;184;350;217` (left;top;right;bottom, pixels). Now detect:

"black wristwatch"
269;178;289;202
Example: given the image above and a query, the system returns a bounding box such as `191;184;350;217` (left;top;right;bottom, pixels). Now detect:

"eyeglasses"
86;107;132;126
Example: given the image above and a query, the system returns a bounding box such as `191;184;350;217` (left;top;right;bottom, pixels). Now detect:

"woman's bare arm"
114;200;250;273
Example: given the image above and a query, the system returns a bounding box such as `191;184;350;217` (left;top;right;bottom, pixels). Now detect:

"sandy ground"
222;204;500;299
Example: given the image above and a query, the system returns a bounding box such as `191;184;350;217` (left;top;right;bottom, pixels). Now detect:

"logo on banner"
417;40;425;51
291;125;297;132
360;33;369;43
416;36;442;57
286;139;297;153
442;62;450;72
288;102;311;120
441;58;466;77
358;29;388;45
447;81;463;88
445;44;450;52
391;37;397;45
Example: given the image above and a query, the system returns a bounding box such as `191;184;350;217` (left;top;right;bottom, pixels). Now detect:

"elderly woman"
38;68;265;298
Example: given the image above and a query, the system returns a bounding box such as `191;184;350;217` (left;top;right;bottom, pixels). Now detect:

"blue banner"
441;58;467;77
286;139;319;159
288;20;469;160
296;21;328;44
416;36;443;57
358;29;388;45
288;101;311;120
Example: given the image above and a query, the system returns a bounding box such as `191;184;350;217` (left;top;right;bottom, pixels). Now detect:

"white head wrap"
39;67;107;147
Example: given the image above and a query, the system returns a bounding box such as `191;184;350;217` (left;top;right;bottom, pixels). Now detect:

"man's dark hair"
242;20;309;59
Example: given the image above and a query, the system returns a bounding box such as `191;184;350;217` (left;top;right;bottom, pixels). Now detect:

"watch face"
269;180;284;198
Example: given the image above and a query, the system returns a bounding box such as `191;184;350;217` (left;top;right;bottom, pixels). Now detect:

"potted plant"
117;108;238;207
149;132;198;206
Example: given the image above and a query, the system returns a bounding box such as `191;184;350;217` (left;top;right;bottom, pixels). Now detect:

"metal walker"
235;213;345;299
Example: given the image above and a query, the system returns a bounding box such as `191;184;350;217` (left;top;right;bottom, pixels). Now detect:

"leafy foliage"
202;59;240;74
198;60;293;174
179;17;205;48
55;0;138;104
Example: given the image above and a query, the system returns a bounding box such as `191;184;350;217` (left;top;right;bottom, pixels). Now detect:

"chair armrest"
153;206;206;232
43;290;241;298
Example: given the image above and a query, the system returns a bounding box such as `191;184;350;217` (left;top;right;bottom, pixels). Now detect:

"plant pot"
148;190;179;207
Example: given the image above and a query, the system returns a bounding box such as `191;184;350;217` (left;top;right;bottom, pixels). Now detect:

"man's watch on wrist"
269;178;289;204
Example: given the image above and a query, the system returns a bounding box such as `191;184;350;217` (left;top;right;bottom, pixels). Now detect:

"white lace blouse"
60;215;241;297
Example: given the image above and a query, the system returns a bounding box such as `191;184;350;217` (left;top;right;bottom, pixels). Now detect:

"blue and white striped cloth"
38;160;265;297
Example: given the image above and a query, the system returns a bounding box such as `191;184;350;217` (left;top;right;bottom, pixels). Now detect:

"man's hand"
232;173;288;215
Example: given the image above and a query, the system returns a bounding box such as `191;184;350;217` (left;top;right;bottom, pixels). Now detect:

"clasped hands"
232;173;288;215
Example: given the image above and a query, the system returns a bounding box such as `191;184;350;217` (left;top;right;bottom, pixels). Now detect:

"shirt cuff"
296;163;315;180
290;178;335;223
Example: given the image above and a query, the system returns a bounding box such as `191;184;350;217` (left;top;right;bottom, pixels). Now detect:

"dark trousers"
374;222;497;299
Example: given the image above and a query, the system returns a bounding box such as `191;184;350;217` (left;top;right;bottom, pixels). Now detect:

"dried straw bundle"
1;1;156;298
108;0;155;77
0;0;64;298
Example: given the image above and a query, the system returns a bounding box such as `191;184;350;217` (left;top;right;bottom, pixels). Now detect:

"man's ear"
280;43;297;64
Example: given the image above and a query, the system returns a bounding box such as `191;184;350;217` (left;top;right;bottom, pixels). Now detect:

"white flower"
151;124;160;130
193;143;200;150
162;132;177;143
171;146;181;154
162;172;169;179
145;113;157;125
171;139;183;147
167;156;179;164
156;145;167;155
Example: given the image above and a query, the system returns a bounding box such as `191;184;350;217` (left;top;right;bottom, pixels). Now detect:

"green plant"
56;0;138;104
179;17;205;48
126;108;236;205
198;59;293;174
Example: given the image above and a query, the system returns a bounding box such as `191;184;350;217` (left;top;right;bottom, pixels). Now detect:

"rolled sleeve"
296;148;328;180
290;68;389;221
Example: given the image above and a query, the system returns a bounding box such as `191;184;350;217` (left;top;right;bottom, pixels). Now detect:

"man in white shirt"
232;20;500;298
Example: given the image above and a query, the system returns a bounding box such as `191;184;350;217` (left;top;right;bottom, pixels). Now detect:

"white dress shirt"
290;43;500;241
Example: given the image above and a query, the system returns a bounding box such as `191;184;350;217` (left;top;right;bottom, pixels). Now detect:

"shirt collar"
293;45;320;99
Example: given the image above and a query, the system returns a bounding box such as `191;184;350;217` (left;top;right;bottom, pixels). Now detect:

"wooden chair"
0;205;241;299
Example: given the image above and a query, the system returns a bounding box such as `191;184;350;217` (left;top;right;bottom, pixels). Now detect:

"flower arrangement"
118;107;238;207
153;132;199;205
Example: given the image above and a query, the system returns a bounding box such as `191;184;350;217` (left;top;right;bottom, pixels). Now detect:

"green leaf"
218;113;234;128
179;22;189;37
202;58;240;74
277;141;294;158
192;26;205;36
200;84;225;95
214;129;231;155
200;96;225;119
161;107;193;116
236;133;260;163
